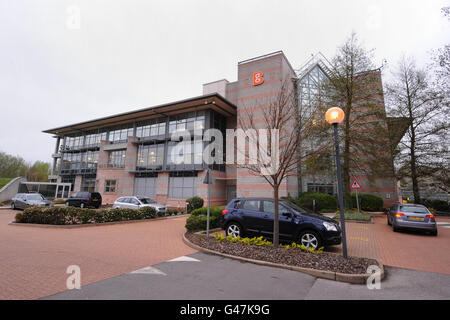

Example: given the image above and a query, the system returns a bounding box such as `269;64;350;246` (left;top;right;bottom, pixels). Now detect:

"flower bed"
185;232;378;275
14;206;182;225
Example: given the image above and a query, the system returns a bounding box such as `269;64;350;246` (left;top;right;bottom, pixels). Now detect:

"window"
85;131;106;146
167;140;203;166
81;176;96;192
262;200;275;214
242;200;260;211
168;172;198;198
108;150;126;168
61;176;76;191
108;127;133;143
307;183;334;195
168;112;205;134
105;180;116;193
136;144;164;169
136;119;166;139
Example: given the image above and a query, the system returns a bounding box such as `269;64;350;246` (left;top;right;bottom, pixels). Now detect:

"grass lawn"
0;178;13;189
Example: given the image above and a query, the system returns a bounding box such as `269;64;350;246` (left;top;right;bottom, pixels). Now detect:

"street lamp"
325;107;348;259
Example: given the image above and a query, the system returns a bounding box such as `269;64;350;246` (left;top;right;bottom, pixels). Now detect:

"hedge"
14;206;179;225
293;193;338;212
423;199;450;212
347;193;384;212
185;206;225;232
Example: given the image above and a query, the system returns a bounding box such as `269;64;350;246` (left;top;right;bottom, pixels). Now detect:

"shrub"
186;196;204;213
15;206;164;225
140;206;157;219
349;193;383;212
423;199;449;212
333;212;371;221
190;206;225;218
0;202;5;207
294;193;338;212
52;199;66;204
167;209;179;216
185;214;220;232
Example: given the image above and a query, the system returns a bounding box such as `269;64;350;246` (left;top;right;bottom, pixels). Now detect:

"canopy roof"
43;93;237;136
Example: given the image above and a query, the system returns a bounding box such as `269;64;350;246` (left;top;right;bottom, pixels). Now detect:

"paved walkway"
44;252;450;300
1;208;449;299
0;209;195;299
328;215;450;275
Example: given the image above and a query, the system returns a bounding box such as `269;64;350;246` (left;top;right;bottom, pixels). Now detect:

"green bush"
15;206;165;225
167;209;179;216
185;214;220;232
294;193;338;212
349;193;383;212
423;199;449;212
186;196;204;213
140;206;157;219
190;206;225;218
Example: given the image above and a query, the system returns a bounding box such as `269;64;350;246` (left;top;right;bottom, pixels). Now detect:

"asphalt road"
43;252;450;300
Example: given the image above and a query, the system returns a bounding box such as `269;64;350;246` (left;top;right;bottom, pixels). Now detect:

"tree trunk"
273;185;280;248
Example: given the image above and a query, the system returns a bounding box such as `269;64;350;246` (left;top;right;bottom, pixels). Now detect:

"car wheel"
298;230;322;249
80;203;85;209
65;201;69;207
393;224;399;232
11;202;15;210
431;229;438;236
226;222;242;238
387;216;391;226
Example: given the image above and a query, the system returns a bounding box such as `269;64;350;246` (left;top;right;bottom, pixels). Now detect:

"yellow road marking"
349;236;369;242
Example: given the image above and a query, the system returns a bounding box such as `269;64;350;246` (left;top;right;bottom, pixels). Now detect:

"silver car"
387;203;437;236
112;196;166;213
11;193;54;210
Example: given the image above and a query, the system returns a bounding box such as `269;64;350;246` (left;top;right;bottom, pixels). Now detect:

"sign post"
203;169;214;237
351;178;362;214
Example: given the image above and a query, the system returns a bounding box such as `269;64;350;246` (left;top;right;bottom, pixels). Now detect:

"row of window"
61;151;99;170
64;172;199;199
62;111;207;150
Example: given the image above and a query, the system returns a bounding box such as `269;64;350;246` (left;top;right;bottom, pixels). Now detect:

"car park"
11;193;54;210
112;196;166;213
65;192;102;209
386;203;437;236
220;198;342;249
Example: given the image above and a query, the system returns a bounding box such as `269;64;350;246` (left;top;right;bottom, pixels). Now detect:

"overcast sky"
0;0;448;164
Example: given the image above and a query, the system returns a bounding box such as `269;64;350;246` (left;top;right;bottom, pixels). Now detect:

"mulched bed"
186;232;378;275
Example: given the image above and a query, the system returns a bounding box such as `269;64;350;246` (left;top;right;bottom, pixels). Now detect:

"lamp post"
325;107;348;259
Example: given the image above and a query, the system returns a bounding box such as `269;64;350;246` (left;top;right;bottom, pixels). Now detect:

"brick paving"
0;209;196;300
1;209;449;300
329;215;450;275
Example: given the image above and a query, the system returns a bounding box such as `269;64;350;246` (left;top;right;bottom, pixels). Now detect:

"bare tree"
236;79;328;247
385;56;448;203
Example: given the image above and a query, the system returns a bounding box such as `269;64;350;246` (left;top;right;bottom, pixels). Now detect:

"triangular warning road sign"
351;178;362;189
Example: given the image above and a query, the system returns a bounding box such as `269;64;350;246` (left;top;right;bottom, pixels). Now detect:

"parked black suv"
66;192;102;209
221;198;341;249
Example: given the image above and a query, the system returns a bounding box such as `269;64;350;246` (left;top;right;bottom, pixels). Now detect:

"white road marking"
167;256;200;262
437;222;450;228
129;266;167;275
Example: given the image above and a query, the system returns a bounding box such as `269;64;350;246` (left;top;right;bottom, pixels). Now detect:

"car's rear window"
139;198;155;204
27;194;44;201
399;206;429;214
91;193;101;199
